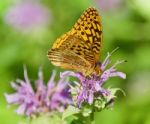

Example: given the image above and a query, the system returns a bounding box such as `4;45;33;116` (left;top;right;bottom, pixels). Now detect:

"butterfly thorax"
93;64;102;76
83;63;102;77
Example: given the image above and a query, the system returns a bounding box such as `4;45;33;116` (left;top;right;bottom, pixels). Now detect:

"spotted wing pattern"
71;7;102;61
48;7;103;76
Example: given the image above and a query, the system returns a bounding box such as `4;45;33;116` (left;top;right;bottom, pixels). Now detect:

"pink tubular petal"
101;52;111;70
10;81;19;90
47;70;56;88
38;68;43;80
110;71;126;79
88;92;94;104
23;66;30;85
95;82;101;91
57;77;68;90
16;103;27;115
60;71;76;78
5;93;20;104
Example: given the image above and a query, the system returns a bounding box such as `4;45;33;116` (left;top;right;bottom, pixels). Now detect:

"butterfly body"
48;7;103;76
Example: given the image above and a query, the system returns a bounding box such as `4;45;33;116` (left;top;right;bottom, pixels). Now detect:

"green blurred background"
0;0;150;124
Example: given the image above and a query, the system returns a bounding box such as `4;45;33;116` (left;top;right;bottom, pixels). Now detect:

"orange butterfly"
48;7;103;76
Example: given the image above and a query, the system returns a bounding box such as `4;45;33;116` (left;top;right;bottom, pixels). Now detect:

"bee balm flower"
61;51;126;108
5;68;72;116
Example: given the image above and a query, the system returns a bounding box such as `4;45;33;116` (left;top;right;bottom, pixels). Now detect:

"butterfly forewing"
71;7;103;61
52;31;72;49
48;7;103;76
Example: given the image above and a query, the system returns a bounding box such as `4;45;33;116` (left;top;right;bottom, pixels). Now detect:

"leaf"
81;104;92;117
82;108;92;117
108;88;126;98
94;99;105;110
62;105;80;120
19;114;67;124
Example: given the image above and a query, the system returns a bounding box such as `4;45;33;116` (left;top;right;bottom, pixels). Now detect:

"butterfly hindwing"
48;49;90;71
48;35;96;75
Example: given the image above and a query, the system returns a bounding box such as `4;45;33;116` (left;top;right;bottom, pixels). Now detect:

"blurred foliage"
0;0;150;124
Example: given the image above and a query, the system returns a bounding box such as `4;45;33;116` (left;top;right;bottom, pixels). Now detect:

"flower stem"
86;117;92;124
85;111;95;124
91;103;96;124
90;112;95;124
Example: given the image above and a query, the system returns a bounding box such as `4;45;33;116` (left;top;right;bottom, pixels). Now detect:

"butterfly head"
93;62;102;76
84;62;102;78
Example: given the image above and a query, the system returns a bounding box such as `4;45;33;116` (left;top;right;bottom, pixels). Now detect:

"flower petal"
16;103;27;115
88;91;94;104
5;93;20;104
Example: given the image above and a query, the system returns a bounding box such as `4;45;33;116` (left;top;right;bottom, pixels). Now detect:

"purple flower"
5;68;72;116
61;51;126;107
96;0;122;12
4;0;52;32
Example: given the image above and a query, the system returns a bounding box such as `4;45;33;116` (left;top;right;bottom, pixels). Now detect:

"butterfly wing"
71;7;103;62
52;7;103;62
48;35;95;75
52;31;71;49
48;7;102;75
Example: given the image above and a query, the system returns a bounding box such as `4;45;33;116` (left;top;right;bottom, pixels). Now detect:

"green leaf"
65;115;79;124
19;114;67;124
94;99;106;110
81;105;92;117
108;88;126;98
62;105;80;120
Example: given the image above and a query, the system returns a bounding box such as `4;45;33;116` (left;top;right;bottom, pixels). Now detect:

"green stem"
85;111;95;124
91;102;96;124
90;112;95;124
86;116;92;124
83;103;96;124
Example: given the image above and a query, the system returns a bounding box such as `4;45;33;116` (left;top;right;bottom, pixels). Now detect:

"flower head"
5;68;72;116
4;0;52;32
96;0;122;12
61;50;126;108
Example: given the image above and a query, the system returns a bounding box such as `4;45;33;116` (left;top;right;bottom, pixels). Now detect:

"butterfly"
48;7;103;76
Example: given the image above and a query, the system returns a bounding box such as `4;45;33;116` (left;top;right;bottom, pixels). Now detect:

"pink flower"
96;0;122;12
5;68;72;116
61;50;126;107
4;0;52;32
